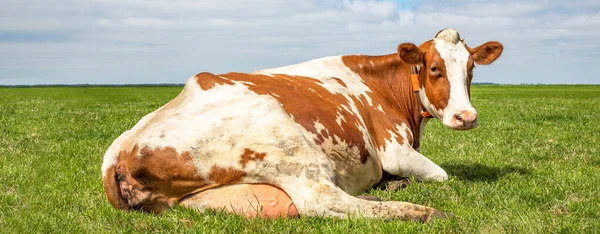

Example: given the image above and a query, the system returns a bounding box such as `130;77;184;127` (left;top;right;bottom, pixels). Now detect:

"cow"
101;28;503;222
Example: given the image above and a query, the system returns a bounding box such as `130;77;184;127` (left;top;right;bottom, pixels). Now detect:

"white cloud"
205;18;235;27
121;17;176;27
0;0;599;85
417;1;545;17
344;0;398;20
561;14;600;27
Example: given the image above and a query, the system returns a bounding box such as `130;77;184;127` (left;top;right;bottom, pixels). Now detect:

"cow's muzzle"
450;111;478;130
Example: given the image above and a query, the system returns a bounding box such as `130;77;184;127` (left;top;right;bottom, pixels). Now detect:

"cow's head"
399;28;503;130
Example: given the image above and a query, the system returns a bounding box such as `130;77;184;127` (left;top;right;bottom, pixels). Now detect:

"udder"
180;184;299;218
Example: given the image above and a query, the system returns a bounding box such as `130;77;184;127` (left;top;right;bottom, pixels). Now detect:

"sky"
1;0;599;85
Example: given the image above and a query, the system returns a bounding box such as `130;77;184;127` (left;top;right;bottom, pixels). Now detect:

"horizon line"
2;82;600;88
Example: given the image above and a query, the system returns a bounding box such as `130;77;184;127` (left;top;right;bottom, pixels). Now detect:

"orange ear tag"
410;74;420;92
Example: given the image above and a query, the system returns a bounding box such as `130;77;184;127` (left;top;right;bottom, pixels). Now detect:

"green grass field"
1;85;599;233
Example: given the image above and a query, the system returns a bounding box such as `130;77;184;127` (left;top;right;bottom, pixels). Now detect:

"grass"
1;85;599;233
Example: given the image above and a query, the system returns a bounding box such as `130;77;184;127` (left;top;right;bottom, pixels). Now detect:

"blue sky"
1;0;599;85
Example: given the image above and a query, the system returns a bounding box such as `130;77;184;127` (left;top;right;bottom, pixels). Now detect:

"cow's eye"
430;66;437;73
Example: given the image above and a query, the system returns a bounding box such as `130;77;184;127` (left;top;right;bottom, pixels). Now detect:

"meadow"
0;85;598;233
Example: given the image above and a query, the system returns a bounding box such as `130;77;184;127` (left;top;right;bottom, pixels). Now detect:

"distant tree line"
472;82;498;85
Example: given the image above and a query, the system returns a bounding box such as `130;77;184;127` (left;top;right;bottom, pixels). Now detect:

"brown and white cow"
101;28;503;222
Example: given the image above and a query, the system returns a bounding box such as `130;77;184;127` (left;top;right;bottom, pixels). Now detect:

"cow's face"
416;28;502;130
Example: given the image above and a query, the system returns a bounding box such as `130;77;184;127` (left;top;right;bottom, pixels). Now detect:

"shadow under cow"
441;163;530;182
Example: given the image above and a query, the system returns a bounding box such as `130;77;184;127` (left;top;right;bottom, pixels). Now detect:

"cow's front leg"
380;146;448;181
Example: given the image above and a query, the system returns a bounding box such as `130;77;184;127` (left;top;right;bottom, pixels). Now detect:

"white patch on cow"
377;123;411;175
313;120;327;134
101;75;201;176
101;130;131;177
335;111;345;129
433;29;476;128
377;123;447;181
253;55;373;106
271;93;280;98
436;28;461;44
101;79;200;177
377;123;410;153
301;126;380;194
376;104;384;113
418;87;441;118
308;88;316;93
134;78;307;178
340;104;351;113
231;79;256;86
319;76;372;106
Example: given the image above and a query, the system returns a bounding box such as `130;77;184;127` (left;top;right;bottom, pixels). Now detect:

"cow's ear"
470;41;503;65
397;43;423;64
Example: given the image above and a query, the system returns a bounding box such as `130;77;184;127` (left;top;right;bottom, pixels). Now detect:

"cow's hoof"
429;174;449;182
384;177;411;192
421;171;449;182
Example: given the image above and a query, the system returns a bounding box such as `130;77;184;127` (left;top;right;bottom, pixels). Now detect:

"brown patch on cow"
341;54;424;151
135;147;207;195
468;41;503;65
102;165;130;210
466;58;474;99
239;148;267;169
219;72;369;163
208;165;247;184
419;40;450;111
195;72;234;91
159;134;165;138
109;145;210;213
333;78;347;88
397;43;424;64
464;41;502;97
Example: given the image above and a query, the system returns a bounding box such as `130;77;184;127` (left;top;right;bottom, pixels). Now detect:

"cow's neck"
341;53;428;149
